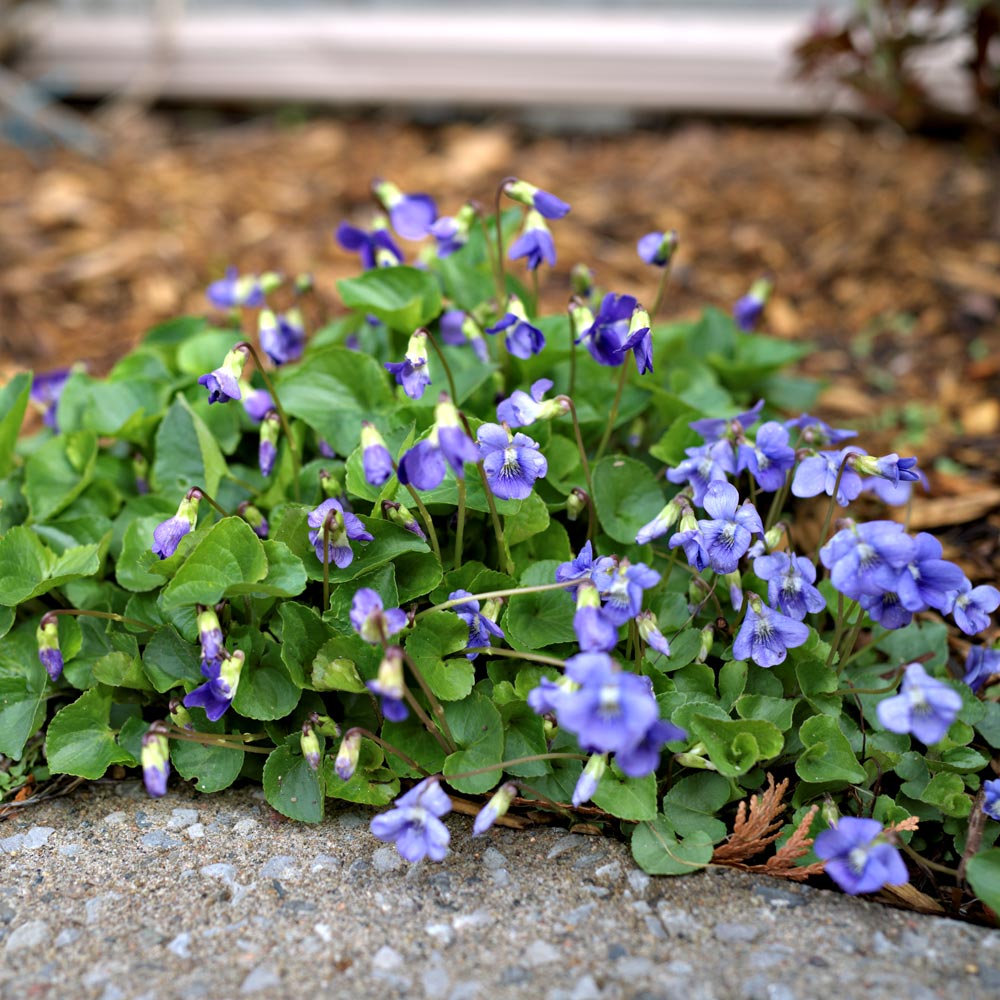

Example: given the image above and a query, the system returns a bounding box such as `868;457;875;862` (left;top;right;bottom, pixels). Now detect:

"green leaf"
141;626;203;693
0;527;101;606
499;701;549;777
325;564;398;633
277;347;394;455
170;716;245;792
46;687;134;779
310;637;370;693
231;653;301;721
338;266;443;332
443;692;504;794
324;740;400;805
966;848;1000;914
504;493;550;547
0;676;46;759
591;455;664;546
406;612;475;701
159;517;268;611
278;603;332;688
881;620;949;671
735;694;797;732
795;715;867;785
224;539;307;598
662;772;732;842
175;329;243;376
918;772;971;818
0;373;30;478
592;767;658;821
151;394;227;498
631;818;714;875
687;715;784;777
92;651;154;692
263;743;325;823
648;410;702;467
504;560;576;650
393;550;444;605
24;430;98;522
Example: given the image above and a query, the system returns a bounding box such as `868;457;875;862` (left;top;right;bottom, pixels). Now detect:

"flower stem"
419;576;589;617
461;647;567;667
349;726;430;777
493;178;514;305
594;363;629;463
322;509;335;612
445;752;587;782
402;649;457;753
165;726;273;755
189;487;230;519
238;340;301;502
423;329;459;403
567;301;579;398
392;466;441;564
530;267;540;317
650;259;675;319
764;470;793;534
476;460;514;576
813;454;852;564
401;685;453;755
563;397;594;500
40;609;156;631
454;478;467;571
898;839;960;878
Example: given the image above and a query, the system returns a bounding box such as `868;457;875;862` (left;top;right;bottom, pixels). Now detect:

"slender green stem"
392;466;441;564
649;260;675;319
445;752;587;782
563;397;594;499
402;649;457;753
813;454;852;564
461;647;567;667
239;341;301;501
764;472;792;533
420;576;589;617
567;301;579;398
595;363;629;463
401;685;452;754
350;727;430;776
476;208;504;305
166;726;273;755
454;478;467;571
838;627;891;670
424;329;458;402
476;460;514;576
494;178;514;304
530;267;540;317
832;680;900;696
836;614;868;673
898;839;960;878
191;487;230;519
41;609;156;631
322;509;334;612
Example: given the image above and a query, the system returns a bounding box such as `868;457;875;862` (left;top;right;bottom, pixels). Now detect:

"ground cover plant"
2;175;1000;921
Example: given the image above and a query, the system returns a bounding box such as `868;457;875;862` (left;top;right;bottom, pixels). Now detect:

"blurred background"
1;0;999;566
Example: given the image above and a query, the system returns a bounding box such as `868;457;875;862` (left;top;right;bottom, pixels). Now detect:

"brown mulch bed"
1;114;999;577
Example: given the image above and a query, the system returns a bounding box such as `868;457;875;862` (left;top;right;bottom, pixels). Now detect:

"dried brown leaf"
876;881;946;914
712;775;789;864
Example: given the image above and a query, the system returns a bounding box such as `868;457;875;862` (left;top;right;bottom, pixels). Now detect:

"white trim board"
22;9;971;114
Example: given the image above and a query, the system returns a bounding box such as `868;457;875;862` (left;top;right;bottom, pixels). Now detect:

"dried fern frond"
886;815;920;835
712;774;789;864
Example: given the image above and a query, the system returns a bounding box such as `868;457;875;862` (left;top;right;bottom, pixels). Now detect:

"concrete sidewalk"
0;783;996;1000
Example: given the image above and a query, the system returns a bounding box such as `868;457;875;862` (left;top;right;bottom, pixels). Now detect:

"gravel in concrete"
0;783;996;1000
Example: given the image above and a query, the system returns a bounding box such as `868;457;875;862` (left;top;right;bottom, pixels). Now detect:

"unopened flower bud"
572;754;607;807
319;468;343;499
674;751;718;771
570;263;594;298
141;721;171;798
258;411;281;478
566;489;587;522
36;616;63;681
473;782;517;836
259;271;283;295
335;730;362;782
381;499;425;540
723;571;742;610
696;624;714;664
300;721;321;770
237;501;269;539
168;701;194;731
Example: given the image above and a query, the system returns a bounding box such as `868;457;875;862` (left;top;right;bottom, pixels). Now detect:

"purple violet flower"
858;589;913;630
984;779;1000;822
242;388;274;423
473;782;517;836
732;595;810;668
486;296;546;360
753;551;826;621
616;719;686;778
635;610;671;657
739;421;795;492
430;203;475;257
385;329;431;400
894;532;966;613
370;777;452;863
784;413;857;447
504;179;571;219
576;292;636;367
373;180;437;240
876;662;963;745
574;582;619;653
449;590;505;659
814;817;908;895
185;650;244;722
152;492;201;560
622;306;653;375
508;210;556;270
198;343;249;406
206;267;264;309
258;308;305;366
637;230;678;268
336;218;403;269
963;646;1000;693
397;395;478;491
556;541;597;591
850;453;921;487
591;560;661;627
360;422;394;487
307;497;374;568
572;755;607;807
366;646;409;721
733;278;772;332
197;607;225;674
350;589;407;644
791;447;866;507
697;481;764;574
690;400;765;446
141;724;170;798
30;368;71;431
945;579;1000;636
477;423;548;501
36;618;63;681
820;520;916;602
666;442;734;506
496;378;567;428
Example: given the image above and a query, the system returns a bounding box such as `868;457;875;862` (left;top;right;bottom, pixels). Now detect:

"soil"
1;113;998;577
